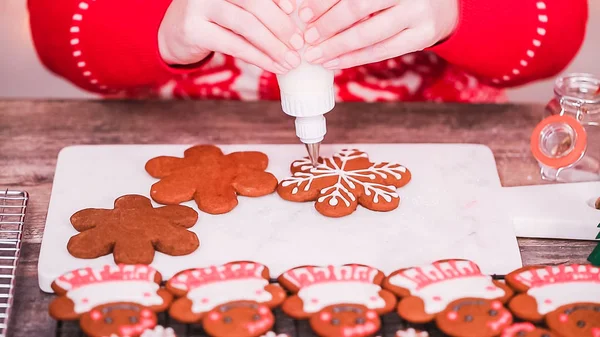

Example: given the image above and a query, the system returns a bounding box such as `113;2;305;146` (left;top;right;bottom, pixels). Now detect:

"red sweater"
27;0;587;102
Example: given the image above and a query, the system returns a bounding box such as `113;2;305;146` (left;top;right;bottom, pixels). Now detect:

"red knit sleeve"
428;0;588;87
27;0;211;95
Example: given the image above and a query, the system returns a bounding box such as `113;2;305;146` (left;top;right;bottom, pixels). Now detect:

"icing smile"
487;311;512;331
342;321;377;337
118;317;155;336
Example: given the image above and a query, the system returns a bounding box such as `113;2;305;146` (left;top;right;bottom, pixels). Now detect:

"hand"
298;0;459;69
158;0;304;74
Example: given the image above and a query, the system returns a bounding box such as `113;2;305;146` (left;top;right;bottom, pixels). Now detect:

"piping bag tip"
305;142;320;167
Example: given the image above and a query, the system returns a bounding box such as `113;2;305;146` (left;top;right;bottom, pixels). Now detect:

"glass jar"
530;73;600;182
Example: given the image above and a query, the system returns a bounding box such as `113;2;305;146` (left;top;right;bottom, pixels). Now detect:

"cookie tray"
0;190;28;337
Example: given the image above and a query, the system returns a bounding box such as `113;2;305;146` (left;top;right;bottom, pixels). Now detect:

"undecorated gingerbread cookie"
48;264;172;337
67;194;199;264
501;323;557;337
436;298;513;337
277;149;411;217
505;264;600;323
166;261;286;337
382;259;513;324
145;145;278;214
278;264;397;337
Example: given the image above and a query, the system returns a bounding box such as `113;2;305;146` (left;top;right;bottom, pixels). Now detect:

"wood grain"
0;100;597;337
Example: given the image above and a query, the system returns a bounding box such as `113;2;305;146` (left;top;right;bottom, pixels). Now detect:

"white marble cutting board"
38;144;523;292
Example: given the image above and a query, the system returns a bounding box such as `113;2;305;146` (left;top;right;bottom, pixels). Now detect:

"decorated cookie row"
48;260;599;337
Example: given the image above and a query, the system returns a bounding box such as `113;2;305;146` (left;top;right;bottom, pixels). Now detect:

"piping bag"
276;0;335;166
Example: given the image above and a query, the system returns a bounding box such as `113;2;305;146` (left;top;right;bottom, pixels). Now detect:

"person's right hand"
158;0;303;74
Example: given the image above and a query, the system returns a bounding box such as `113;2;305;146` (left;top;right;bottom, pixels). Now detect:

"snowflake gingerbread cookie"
48;264;172;337
505;264;600;337
277;149;411;217
382;259;514;324
166;261;286;337
277;264;397;337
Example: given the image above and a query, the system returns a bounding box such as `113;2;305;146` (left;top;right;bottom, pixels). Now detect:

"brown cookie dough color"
145;145;278;214
505;264;600;323
436;298;513;337
67;194;199;264
382;259;513;324
48;265;172;336
277;149;411;217
545;303;600;337
166;261;286;337
500;323;557;337
278;264;397;337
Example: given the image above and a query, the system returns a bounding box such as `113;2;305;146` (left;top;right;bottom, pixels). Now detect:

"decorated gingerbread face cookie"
501;323;557;337
277;149;411;217
382;259;513;324
309;304;380;337
80;303;157;337
278;264;397;337
545;303;600;337
436;298;513;337
166;261;286;337
505;264;600;323
48;265;172;336
145;145;278;214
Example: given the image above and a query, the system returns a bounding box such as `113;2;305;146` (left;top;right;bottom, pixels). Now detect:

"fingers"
298;0;340;23
274;0;295;14
304;5;408;64
304;0;399;46
208;1;301;70
321;28;432;70
225;0;304;51
195;21;289;74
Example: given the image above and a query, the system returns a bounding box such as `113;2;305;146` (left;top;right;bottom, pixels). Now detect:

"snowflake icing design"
277;149;411;217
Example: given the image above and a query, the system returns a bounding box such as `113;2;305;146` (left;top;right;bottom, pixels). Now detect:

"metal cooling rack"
0;190;28;337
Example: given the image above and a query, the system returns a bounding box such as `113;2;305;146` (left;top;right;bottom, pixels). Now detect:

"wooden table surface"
0;100;597;337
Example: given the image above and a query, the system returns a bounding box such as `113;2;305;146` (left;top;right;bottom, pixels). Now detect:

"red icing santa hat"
53;264;163;314
281;265;386;313
167;262;273;314
388;260;486;291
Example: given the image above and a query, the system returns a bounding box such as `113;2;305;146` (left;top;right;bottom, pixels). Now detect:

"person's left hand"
298;0;459;69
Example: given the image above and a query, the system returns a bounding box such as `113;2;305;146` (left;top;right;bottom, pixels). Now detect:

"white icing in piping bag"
276;0;335;165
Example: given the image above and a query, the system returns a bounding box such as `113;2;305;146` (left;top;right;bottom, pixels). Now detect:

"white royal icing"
281;149;407;206
140;326;176;337
297;281;386;313
186;278;272;313
396;328;429;337
67;281;163;314
389;274;504;315
260;332;289;337
528;282;600;315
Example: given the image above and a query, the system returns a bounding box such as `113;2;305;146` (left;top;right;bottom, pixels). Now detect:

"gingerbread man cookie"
382;259;513;324
436;298;513;337
545;303;600;337
145;145;278;214
501;323;557;337
67;194;199;264
278;264;397;337
277;149;411;217
505;264;600;323
48;264;172;337
166;261;286;337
